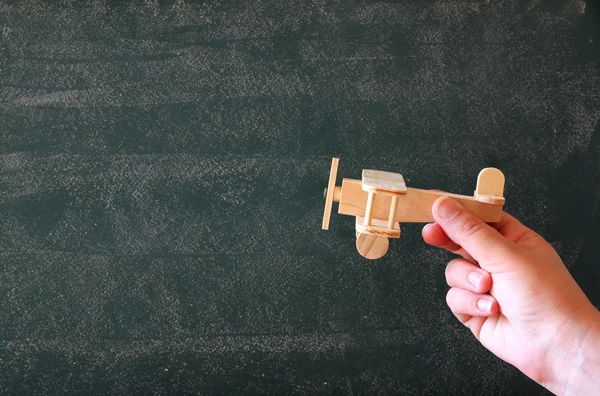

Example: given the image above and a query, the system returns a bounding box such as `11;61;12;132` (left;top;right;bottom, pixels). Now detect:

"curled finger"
446;287;499;317
446;258;492;294
422;223;476;263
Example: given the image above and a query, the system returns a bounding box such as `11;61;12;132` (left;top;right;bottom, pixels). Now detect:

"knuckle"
458;214;486;240
513;230;545;249
446;245;463;255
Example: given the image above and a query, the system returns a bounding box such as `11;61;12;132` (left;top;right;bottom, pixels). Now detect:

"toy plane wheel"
356;232;389;260
322;158;340;230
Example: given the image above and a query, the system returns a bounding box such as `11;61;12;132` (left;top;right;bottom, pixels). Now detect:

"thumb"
432;196;518;270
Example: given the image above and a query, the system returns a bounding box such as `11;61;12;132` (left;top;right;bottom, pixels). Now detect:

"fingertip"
431;196;443;218
476;297;499;315
422;222;449;246
448;259;492;292
432;196;462;221
475;272;493;294
432;196;516;266
422;223;433;237
446;288;499;317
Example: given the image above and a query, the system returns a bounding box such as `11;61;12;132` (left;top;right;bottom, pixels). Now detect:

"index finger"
422;222;477;263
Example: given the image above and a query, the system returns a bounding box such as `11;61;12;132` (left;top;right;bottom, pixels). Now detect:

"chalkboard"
1;0;599;394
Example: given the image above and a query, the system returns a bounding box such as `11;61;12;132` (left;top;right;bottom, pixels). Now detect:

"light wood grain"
321;158;339;230
339;179;503;223
364;191;375;226
474;168;505;205
333;186;341;202
355;217;400;238
362;169;407;195
388;195;399;229
474;192;505;205
355;232;389;260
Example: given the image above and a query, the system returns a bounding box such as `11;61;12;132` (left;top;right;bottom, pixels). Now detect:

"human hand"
422;197;600;395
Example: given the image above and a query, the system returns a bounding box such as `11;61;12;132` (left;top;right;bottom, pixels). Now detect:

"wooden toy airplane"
322;158;505;259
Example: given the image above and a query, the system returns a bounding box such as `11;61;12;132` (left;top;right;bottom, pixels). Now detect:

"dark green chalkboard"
1;0;599;394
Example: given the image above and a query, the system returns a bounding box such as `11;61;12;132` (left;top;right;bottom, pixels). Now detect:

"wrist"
543;305;600;395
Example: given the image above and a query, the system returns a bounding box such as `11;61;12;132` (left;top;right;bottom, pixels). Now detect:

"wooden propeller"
321;158;340;230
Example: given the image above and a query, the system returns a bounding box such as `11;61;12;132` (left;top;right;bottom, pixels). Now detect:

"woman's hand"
422;197;600;395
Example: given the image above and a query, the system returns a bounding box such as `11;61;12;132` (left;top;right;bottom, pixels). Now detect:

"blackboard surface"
1;0;599;394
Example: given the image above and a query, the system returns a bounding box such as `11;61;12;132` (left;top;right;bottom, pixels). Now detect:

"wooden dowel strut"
364;191;375;226
388;195;398;229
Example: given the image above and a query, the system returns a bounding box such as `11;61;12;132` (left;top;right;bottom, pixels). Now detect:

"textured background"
0;0;599;394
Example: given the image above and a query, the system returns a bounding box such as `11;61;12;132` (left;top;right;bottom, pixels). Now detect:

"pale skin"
422;196;600;396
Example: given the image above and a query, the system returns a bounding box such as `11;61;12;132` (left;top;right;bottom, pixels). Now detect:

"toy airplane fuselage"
322;158;505;259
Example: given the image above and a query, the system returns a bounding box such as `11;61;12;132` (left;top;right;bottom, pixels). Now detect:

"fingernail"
422;223;433;233
435;197;460;220
476;298;493;313
468;272;484;289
